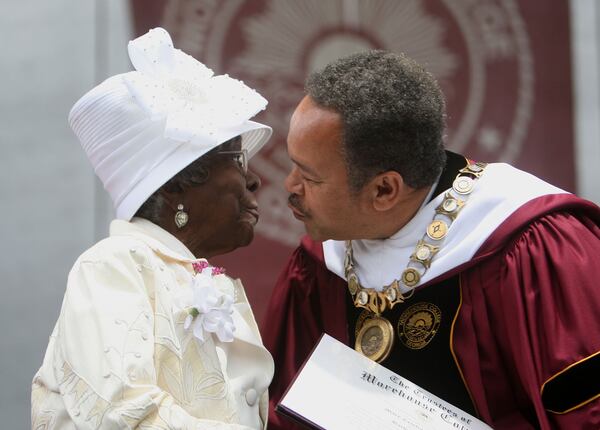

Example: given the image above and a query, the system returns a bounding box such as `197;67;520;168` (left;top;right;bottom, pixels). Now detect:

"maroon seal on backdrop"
131;0;574;324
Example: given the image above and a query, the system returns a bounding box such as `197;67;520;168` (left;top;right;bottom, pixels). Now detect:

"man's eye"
302;176;320;184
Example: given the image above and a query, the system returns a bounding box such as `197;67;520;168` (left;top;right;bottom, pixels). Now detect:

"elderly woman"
31;28;273;429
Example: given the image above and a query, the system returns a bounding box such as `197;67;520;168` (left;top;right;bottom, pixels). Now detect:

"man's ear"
369;171;405;212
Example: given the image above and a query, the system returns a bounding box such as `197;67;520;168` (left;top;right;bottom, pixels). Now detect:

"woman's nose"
246;169;261;192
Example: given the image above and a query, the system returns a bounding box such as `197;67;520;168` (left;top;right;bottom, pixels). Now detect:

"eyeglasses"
218;149;248;175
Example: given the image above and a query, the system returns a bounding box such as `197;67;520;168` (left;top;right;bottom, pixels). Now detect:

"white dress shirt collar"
323;163;567;290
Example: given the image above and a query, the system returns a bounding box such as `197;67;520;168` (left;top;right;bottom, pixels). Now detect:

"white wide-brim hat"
69;27;272;220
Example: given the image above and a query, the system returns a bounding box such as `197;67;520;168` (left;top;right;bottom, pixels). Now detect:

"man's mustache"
288;194;306;216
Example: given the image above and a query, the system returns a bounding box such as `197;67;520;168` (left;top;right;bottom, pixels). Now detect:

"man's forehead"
288;102;346;178
294;96;339;122
290;99;342;144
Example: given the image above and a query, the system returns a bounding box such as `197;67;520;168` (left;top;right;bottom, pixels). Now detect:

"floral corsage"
181;260;235;343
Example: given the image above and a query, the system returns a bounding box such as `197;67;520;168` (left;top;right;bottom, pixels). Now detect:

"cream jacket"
32;218;274;429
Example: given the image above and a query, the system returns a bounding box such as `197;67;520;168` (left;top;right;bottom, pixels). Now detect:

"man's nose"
284;166;303;195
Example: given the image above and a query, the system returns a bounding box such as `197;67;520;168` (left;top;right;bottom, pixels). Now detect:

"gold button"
467;163;483;173
453;176;474;194
357;291;369;305
402;268;421;287
385;286;397;302
245;388;258;406
415;245;431;261
427;220;448;240
442;198;458;213
348;273;359;295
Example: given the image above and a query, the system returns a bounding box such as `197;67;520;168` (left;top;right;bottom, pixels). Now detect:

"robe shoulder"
456;196;600;428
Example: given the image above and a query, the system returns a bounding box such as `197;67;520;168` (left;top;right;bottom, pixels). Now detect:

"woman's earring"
174;204;188;229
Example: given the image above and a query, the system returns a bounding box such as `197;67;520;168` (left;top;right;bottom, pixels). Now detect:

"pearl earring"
174;204;188;228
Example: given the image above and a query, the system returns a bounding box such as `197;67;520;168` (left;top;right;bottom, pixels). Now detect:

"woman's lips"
241;207;259;225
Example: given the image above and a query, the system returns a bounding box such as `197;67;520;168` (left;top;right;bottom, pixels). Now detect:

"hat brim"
115;120;272;221
240;120;273;159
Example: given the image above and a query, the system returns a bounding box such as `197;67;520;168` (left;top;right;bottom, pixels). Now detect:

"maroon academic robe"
263;193;600;429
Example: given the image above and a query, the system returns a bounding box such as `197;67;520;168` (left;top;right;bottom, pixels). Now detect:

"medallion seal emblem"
397;302;442;350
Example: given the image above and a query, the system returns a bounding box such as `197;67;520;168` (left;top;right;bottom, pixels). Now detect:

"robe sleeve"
262;236;349;430
261;241;325;430
458;209;600;429
47;249;256;429
500;211;600;429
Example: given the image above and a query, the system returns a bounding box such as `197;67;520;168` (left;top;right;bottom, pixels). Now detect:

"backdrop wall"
130;0;599;325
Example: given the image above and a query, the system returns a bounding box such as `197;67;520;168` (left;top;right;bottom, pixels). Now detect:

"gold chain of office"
345;161;487;362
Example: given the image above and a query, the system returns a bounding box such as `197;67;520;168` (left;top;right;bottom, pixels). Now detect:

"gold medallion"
354;309;371;338
397;302;442;350
344;164;486;346
384;281;400;302
410;241;440;270
443;199;457;212
356;290;369;306
426;220;448;240
435;192;465;220
401;267;421;287
348;273;359;295
415;245;431;261
355;316;394;363
453;176;475;194
465;163;485;175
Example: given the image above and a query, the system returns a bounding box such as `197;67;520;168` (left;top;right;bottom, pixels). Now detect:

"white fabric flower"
122;27;267;148
183;264;235;343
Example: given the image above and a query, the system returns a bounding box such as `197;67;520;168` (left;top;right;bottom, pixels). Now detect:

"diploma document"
277;334;492;430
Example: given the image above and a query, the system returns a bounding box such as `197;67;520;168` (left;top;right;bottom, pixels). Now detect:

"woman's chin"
223;224;256;253
237;224;256;247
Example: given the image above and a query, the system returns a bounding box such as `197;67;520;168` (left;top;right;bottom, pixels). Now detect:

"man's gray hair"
306;50;447;191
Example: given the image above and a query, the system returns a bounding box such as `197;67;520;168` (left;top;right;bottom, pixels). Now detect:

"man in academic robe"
262;51;600;429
